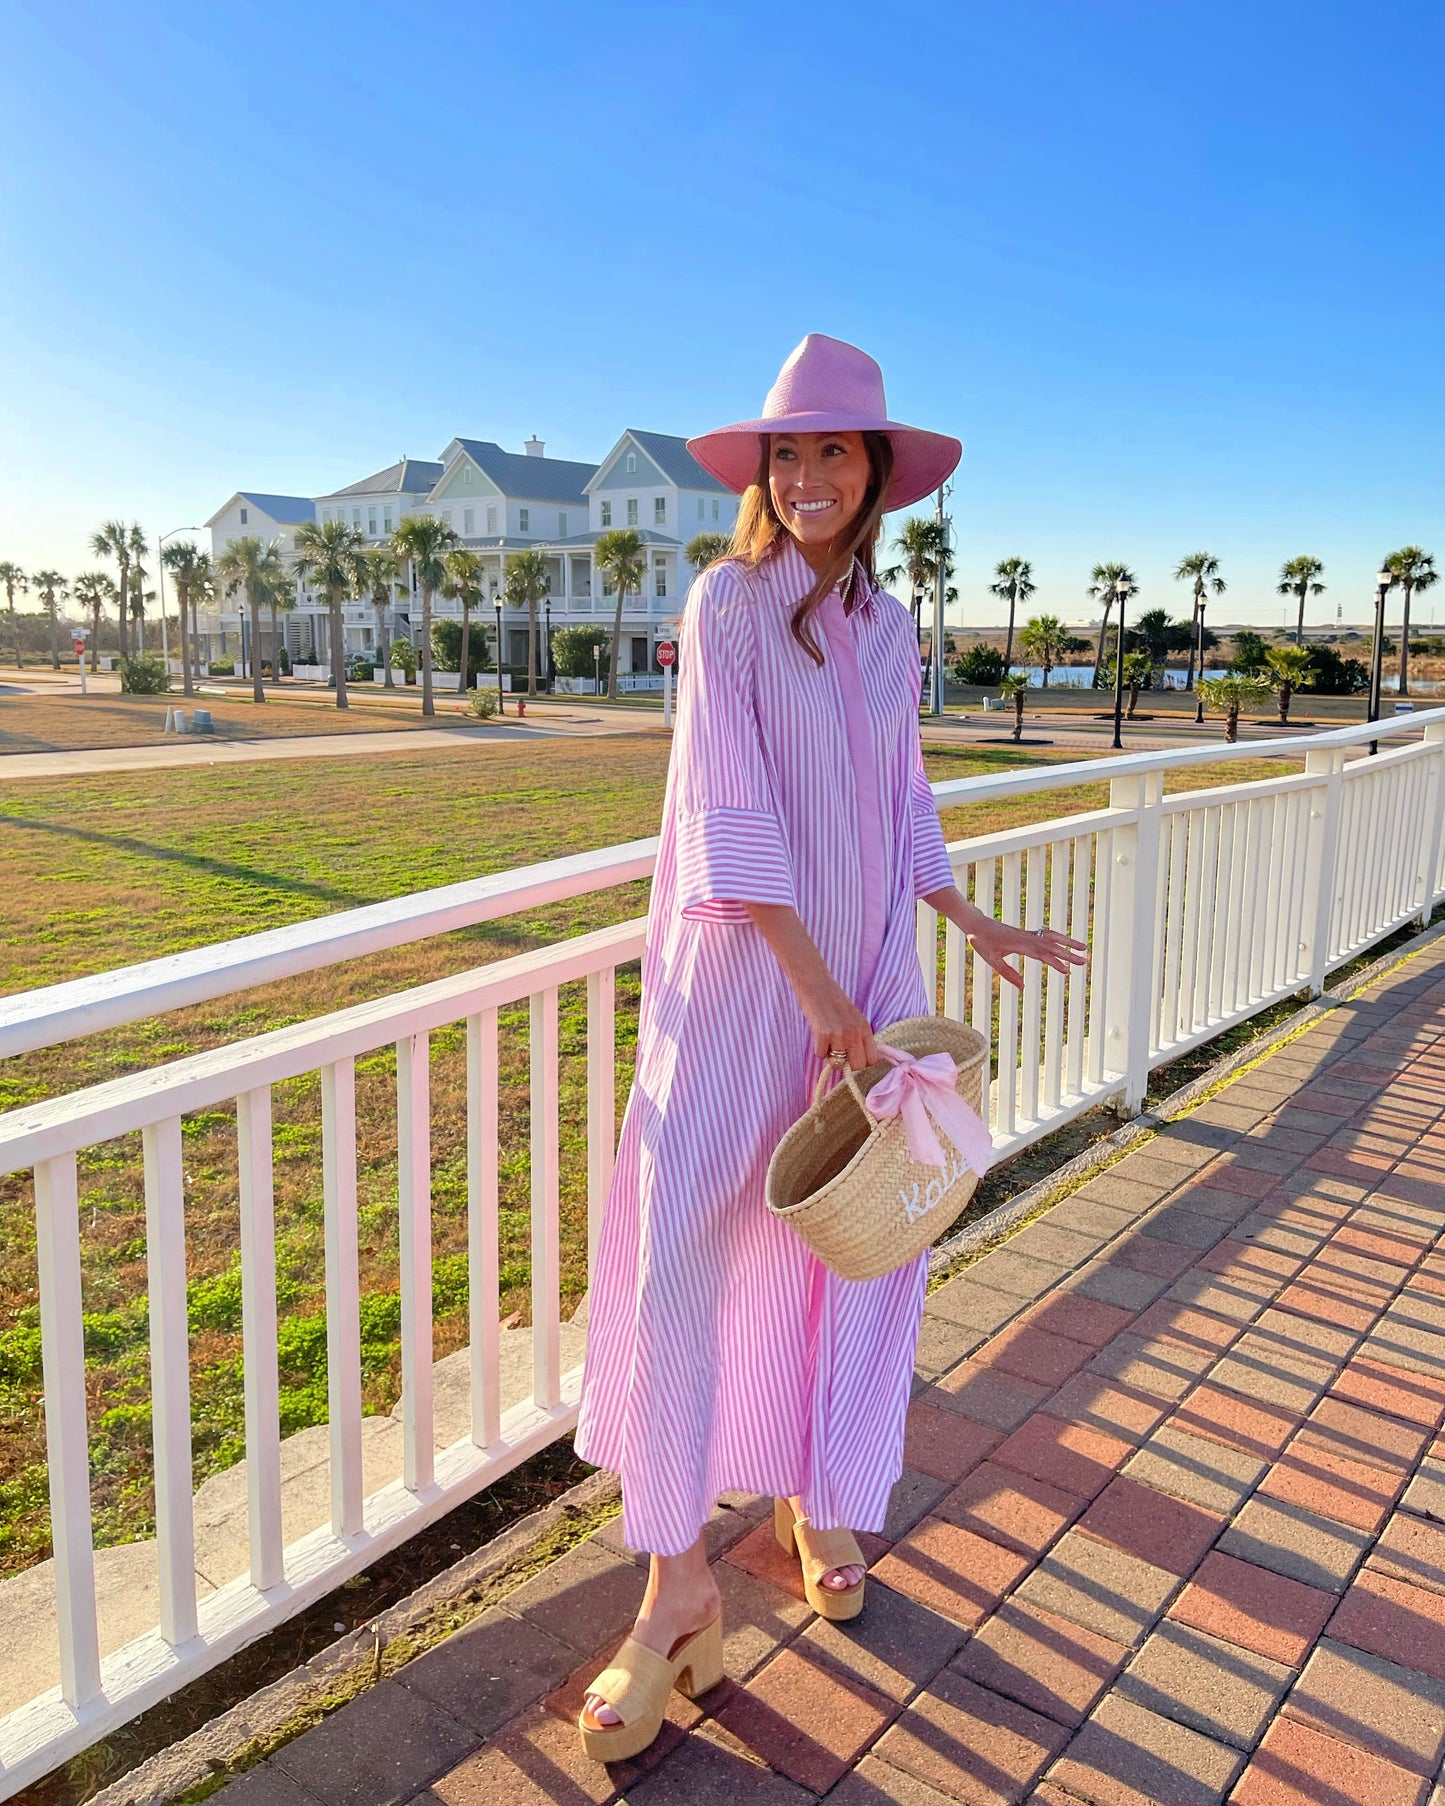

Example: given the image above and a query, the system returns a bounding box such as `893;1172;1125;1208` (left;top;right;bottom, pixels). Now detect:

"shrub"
469;689;499;719
1228;631;1271;674
1302;646;1370;695
119;653;169;694
390;638;417;680
278;646;291;675
952;644;1006;686
552;624;611;679
208;658;235;676
431;618;491;682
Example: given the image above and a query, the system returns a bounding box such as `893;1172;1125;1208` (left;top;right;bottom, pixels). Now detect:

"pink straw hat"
687;333;962;512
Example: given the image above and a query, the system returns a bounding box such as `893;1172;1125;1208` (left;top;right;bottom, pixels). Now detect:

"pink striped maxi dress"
575;536;956;1556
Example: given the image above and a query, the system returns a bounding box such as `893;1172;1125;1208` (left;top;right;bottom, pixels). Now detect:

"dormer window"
240;508;249;524
626;452;637;474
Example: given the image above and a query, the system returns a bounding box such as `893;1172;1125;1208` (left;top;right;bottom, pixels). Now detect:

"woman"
574;335;1084;1760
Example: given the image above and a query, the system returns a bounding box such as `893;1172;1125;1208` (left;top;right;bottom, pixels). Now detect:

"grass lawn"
0;735;1302;1573
0;688;483;754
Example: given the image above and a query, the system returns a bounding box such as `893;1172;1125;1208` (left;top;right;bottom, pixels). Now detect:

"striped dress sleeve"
673;566;797;922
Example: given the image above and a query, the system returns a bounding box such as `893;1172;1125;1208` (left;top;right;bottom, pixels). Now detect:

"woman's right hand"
797;975;880;1071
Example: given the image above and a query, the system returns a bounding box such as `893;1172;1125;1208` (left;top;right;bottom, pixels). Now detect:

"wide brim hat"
687;333;962;513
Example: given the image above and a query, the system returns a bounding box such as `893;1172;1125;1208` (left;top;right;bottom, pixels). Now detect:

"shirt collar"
773;538;878;618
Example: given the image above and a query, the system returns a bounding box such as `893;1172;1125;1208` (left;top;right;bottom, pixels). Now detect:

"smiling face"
768;432;872;554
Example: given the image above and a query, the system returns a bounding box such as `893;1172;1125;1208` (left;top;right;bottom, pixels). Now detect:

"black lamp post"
592;641;601;697
1368;565;1392;754
1111;577;1132;751
1194;598;1208;724
493;593;505;715
544;593;554;693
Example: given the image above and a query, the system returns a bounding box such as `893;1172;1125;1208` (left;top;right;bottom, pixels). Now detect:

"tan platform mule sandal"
773;1498;866;1621
577;1616;725;1762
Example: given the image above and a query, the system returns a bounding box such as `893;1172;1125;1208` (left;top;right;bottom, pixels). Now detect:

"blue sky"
3;0;1441;628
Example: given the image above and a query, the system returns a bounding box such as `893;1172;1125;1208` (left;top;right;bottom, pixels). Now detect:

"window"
353;508;362;528
558;512;567;537
368;509;377;536
654;558;667;598
654;496;666;526
626;452;637;473
464;508;474;535
486;506;497;534
601;501;612;527
383;512;392;534
442;508;452;527
697;498;705;519
626;498;638;526
240;508;249;525
519;508;530;532
712;499;720;520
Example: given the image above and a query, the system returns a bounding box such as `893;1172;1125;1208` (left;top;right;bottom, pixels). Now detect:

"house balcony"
1;712;1444;1794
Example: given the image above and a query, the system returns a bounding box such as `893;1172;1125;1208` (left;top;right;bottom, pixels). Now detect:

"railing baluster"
34;1152;101;1706
944;860;967;1020
143;1118;197;1645
468;1010;501;1448
1206;805;1233;1023
997;854;1022;1134
321;1059;362;1537
1020;846;1044;1125
1149;798;1170;1056
1161;814;1187;1048
1180;806;1208;1037
916;901;940;1012
1303;747;1344;988
1085;829;1109;1087
396;1034;433;1492
1420;724;1445;922
586;972;615;1287
971;861;997;1127
1043;840;1067;1110
531;987;561;1410
1066;834;1089;1097
237;1087;283;1589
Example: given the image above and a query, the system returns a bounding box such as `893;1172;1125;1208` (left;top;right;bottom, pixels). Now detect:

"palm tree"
30;571;67;669
1384;547;1438;698
685;532;732;574
361;548;403;688
997;670;1030;742
1130;607;1192;680
1198;673;1271;743
162;540;208;698
390;515;461;717
990;558;1035;674
1276;555;1325;648
215;536;284;704
1264;645;1312;725
0;563;28;667
128;562;152;653
504;549;552;696
294;518;368;710
1173;552;1226;690
1121;650;1153;719
90;522;132;658
442;548;487;697
71;573;115;673
1016;615;1071;687
1087;563;1136;687
594;529;647;703
883;518;953;641
263;566;296;682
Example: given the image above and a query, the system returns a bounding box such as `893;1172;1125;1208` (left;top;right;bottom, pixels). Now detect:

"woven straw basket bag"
765;1015;992;1283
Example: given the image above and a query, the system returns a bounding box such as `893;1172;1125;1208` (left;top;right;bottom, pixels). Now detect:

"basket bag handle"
814;1044;993;1175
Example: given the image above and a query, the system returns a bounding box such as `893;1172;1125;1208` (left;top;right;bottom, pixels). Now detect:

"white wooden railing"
1;711;1443;1793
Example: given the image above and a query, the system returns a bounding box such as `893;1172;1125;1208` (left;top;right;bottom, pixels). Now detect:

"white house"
202;428;741;677
202;492;316;667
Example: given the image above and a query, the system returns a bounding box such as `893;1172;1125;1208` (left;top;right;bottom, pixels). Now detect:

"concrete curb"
88;1470;622;1806
928;916;1445;1278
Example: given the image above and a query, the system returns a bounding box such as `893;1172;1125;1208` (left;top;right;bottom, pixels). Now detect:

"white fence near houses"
0;711;1443;1793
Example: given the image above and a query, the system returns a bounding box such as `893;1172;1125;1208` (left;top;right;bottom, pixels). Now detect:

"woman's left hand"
967;919;1088;991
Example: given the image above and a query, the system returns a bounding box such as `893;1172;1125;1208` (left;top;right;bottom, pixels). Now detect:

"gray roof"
319;458;444;500
623;430;720;490
445;440;596;506
225;493;315;526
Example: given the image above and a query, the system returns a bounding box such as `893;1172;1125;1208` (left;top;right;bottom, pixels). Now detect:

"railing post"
1418;723;1445;925
1303;747;1344;994
1105;772;1163;1115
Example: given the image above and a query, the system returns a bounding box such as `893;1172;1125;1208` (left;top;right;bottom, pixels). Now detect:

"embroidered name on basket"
899;1146;973;1223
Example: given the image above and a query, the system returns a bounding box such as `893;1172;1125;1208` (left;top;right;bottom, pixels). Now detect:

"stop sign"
656;642;675;668
72;638;86;656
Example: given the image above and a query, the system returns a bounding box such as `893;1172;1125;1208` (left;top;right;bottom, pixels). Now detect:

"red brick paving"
243;947;1445;1806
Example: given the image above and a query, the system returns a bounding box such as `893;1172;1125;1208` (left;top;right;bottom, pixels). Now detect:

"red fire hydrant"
517;699;526;717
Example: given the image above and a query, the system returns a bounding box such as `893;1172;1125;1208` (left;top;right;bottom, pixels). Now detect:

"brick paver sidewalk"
223;942;1445;1806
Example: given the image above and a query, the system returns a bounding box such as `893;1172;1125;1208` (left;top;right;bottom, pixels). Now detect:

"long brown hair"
724;431;895;665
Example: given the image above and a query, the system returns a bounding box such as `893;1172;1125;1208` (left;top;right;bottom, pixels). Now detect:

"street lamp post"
544;593;554;693
930;485;949;717
157;527;203;693
493;595;505;715
1194;598;1208;725
1111;578;1132;751
592;642;601;697
1368;565;1392;754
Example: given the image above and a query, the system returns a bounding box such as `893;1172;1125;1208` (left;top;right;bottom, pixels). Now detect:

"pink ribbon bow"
863;1043;995;1176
